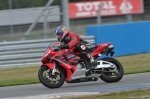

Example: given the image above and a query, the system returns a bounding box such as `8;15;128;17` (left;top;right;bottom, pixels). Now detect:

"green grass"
115;53;150;74
0;66;39;87
0;53;150;87
67;88;150;99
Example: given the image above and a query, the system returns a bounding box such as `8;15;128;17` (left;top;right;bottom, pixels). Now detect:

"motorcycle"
38;41;124;88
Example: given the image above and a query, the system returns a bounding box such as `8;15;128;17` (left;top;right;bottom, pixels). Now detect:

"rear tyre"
99;57;124;83
38;66;65;88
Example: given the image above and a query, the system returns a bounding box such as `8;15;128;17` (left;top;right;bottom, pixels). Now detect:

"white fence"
0;36;95;68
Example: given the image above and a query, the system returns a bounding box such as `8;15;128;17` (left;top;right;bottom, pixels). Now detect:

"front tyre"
99;57;124;83
38;66;65;88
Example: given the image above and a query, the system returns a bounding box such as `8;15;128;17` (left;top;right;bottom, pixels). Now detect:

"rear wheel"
38;66;65;88
99;57;124;83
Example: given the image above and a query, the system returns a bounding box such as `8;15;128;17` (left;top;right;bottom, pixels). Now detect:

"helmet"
55;26;69;42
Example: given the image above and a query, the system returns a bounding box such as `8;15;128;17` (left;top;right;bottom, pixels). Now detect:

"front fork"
51;62;56;75
42;62;56;75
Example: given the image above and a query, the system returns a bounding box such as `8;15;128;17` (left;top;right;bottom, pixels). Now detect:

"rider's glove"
59;44;69;49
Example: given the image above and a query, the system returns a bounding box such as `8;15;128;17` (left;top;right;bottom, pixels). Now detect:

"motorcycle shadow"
62;81;120;88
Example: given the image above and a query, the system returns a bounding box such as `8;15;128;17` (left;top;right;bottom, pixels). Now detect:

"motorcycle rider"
55;25;96;72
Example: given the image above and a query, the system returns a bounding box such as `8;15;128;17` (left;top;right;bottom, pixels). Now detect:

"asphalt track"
0;72;150;99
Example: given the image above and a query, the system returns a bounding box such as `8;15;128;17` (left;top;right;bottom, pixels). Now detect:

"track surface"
0;72;150;98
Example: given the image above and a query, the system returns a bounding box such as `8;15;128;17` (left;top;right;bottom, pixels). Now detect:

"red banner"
68;0;144;19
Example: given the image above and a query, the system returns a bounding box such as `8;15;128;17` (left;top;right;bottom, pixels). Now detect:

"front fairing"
41;42;60;63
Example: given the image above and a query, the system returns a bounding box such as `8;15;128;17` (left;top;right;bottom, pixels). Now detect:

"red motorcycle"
38;41;124;88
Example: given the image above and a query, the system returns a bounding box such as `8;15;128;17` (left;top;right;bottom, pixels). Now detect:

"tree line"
0;0;149;10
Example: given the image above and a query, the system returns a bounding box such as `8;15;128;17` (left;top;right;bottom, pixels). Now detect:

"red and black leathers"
59;32;83;49
59;32;95;69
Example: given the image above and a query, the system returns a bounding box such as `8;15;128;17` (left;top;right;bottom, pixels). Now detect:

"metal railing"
0;36;95;68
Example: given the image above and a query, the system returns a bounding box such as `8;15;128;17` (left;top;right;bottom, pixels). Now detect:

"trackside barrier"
86;21;150;56
0;36;95;68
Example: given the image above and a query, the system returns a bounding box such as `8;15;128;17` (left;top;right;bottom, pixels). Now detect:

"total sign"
68;0;144;18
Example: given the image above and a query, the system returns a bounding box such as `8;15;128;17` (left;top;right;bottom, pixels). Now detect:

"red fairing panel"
42;62;55;70
43;60;77;81
91;42;111;56
55;60;77;81
66;66;77;81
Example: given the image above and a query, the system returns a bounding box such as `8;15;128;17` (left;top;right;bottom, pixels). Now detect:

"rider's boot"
86;54;97;75
87;54;96;68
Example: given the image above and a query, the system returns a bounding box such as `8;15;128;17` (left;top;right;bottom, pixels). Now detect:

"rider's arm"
68;34;80;49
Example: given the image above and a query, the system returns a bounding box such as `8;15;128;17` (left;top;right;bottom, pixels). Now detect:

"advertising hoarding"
68;0;143;18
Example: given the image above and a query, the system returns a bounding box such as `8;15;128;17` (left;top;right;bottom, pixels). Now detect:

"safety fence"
0;36;95;68
0;0;150;42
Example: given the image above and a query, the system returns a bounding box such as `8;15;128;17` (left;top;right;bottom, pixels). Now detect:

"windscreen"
47;42;60;50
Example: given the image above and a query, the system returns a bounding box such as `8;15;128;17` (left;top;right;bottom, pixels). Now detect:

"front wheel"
99;57;124;83
38;66;65;88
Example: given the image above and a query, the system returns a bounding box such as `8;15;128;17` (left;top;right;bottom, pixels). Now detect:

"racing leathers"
59;32;95;69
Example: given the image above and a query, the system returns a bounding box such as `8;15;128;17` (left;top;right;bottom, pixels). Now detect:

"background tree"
144;0;150;6
0;0;9;10
12;0;48;9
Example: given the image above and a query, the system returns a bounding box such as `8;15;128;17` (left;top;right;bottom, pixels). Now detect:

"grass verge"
0;53;150;87
64;88;150;99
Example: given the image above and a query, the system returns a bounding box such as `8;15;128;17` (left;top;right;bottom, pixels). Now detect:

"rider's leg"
76;44;95;73
86;53;95;63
